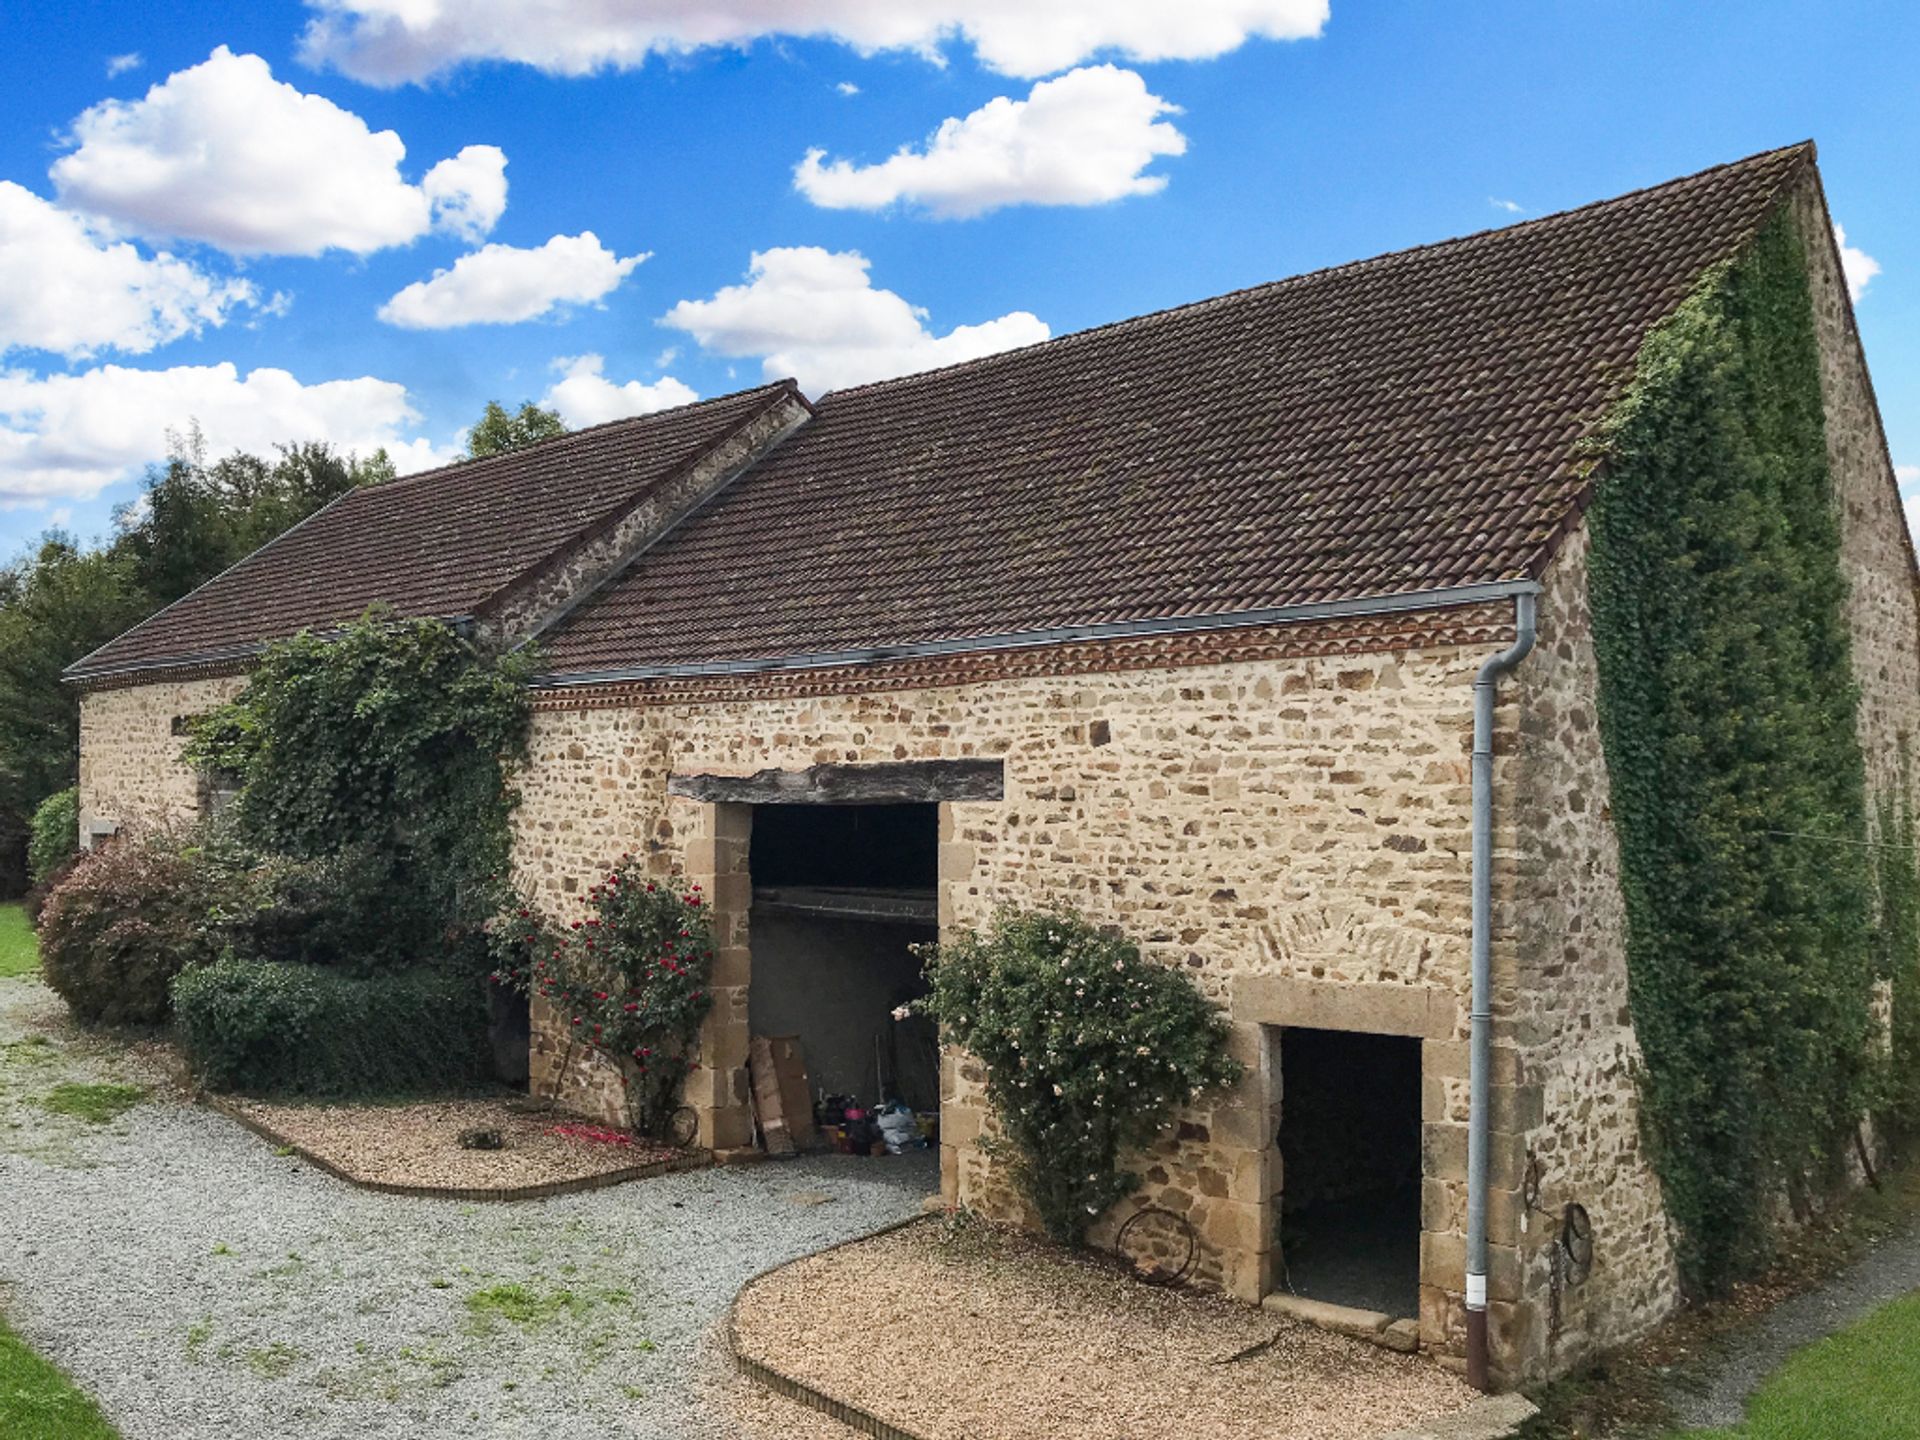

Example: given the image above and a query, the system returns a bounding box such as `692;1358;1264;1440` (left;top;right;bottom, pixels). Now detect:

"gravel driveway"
0;976;931;1440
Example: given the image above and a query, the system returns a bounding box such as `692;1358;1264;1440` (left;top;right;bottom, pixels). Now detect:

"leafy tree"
115;428;393;605
0;538;149;835
465;400;567;459
0;428;391;894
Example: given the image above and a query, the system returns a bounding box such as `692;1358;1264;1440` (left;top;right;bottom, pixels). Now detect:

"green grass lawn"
0;902;37;979
0;1314;119;1439
1671;1290;1920;1438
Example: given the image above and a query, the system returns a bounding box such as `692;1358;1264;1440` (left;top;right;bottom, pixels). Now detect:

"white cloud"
1834;222;1880;302
422;145;510;242
299;0;1329;84
1489;196;1523;214
543;354;698;427
795;65;1184;219
50;48;507;257
662;246;1048;394
836;81;861;96
378;233;646;329
0;361;450;505
106;53;143;77
1899;465;1920;547
0;182;259;359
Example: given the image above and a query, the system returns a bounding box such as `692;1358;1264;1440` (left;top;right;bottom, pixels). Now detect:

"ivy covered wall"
1586;206;1883;1294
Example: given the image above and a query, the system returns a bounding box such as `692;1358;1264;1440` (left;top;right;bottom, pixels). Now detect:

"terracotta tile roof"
68;381;803;680
538;144;1811;678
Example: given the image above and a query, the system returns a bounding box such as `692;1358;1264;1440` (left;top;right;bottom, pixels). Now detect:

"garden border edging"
725;1214;936;1440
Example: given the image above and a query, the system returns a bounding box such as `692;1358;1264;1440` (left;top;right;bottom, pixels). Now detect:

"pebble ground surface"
733;1217;1480;1440
0;975;928;1440
225;1094;686;1193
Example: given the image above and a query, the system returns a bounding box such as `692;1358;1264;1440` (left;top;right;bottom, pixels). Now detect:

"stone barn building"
67;142;1919;1387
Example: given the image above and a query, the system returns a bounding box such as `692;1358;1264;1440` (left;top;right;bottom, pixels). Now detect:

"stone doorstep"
1261;1292;1421;1353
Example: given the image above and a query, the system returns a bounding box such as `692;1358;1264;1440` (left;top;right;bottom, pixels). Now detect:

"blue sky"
2;0;1916;557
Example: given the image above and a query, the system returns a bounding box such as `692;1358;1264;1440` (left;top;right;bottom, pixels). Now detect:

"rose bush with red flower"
497;856;713;1138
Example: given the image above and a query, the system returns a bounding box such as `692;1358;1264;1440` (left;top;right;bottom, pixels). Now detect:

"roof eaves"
62;476;375;682
531;578;1543;688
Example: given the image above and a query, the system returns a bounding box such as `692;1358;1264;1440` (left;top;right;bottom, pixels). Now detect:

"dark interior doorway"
1278;1027;1422;1317
748;803;941;1113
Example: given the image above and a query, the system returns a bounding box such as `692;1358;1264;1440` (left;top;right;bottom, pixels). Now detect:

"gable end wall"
1499;169;1920;1382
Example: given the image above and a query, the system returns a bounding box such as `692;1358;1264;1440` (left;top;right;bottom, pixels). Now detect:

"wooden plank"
668;759;1004;806
765;1036;816;1150
748;1036;795;1157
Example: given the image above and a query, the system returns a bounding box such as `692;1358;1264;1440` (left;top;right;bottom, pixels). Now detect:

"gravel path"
0;976;929;1440
1665;1213;1920;1428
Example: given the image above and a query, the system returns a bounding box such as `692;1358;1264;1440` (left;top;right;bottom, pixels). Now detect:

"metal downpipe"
1466;590;1537;1392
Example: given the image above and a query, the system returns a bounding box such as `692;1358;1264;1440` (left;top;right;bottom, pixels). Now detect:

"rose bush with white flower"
915;906;1241;1244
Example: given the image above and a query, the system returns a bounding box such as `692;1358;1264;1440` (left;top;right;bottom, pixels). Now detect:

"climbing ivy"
1586;209;1881;1294
185;608;533;967
1873;754;1920;1142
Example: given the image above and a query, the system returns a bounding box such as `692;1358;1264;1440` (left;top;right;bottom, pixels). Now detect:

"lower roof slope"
540;143;1811;679
69;381;801;681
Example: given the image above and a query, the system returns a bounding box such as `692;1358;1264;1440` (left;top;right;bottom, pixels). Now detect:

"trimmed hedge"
172;959;491;1096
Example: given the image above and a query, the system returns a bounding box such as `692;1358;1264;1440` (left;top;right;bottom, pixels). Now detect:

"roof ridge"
815;142;1814;408
65;380;808;680
361;378;801;497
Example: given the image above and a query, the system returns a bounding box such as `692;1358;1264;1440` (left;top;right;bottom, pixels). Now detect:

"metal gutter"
531;578;1543;688
1465;589;1538;1392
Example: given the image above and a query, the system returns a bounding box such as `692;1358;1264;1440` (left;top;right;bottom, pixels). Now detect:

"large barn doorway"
747;803;941;1115
1278;1027;1422;1317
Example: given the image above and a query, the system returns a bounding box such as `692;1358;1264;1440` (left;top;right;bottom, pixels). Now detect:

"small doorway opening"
748;803;941;1115
1278;1027;1422;1317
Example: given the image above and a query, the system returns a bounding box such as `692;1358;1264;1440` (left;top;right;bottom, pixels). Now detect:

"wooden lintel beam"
667;758;1004;805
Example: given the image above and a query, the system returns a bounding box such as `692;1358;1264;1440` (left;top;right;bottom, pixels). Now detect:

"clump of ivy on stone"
1586;210;1882;1293
916;906;1242;1246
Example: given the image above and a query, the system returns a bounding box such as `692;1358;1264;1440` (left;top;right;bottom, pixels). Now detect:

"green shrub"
917;906;1243;1245
37;833;224;1025
211;844;408;970
172;958;490;1096
27;788;78;883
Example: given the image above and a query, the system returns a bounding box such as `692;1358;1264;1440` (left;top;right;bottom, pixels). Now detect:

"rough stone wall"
1504;528;1680;1383
75;674;247;838
513;631;1523;1361
1787;174;1920;807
